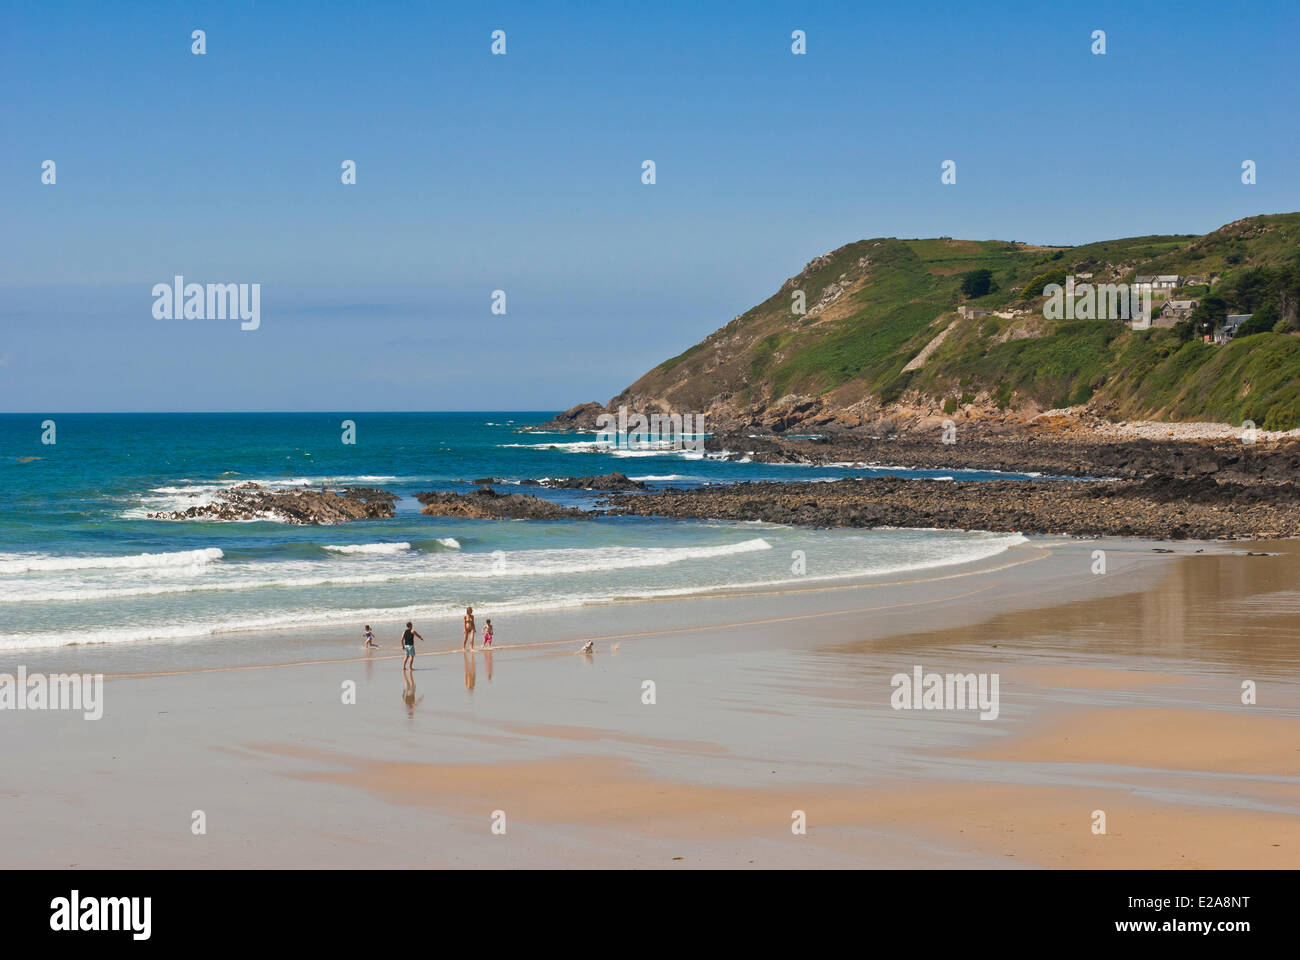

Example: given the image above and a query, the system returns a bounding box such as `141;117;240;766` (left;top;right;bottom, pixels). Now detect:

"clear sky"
2;0;1297;412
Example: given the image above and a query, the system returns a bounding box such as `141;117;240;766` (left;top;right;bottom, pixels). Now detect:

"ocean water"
0;413;1029;651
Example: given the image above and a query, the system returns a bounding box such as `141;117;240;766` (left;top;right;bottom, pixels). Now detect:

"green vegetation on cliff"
616;213;1300;429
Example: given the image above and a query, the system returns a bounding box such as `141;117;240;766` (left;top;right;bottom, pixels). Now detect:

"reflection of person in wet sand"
463;607;476;649
401;676;423;716
484;648;493;683
463;649;476;691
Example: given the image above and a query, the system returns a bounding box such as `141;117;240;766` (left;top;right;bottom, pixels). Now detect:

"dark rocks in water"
598;475;1300;540
535;472;649;491
472;472;650;491
525;401;606;433
415;488;587;520
148;485;399;524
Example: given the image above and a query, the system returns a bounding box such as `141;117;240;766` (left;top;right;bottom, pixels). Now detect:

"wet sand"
1;537;1297;868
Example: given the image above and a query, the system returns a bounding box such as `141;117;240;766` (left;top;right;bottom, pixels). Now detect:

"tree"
961;268;996;299
1190;296;1228;338
1235;303;1278;337
1225;267;1276;312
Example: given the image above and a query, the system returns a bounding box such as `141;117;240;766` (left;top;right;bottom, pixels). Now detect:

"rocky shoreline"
600;475;1300;540
528;403;1300;484
146;484;398;524
699;428;1300;484
143;465;1298;540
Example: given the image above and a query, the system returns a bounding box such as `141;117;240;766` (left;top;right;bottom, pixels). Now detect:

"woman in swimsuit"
463;607;476;649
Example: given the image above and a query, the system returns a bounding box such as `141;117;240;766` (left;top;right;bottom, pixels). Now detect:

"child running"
482;619;494;647
401;621;424;671
363;624;378;649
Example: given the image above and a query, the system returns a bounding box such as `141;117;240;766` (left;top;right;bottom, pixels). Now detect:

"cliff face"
543;214;1300;433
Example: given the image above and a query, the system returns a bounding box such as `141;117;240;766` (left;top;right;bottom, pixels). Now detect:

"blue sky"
2;0;1297;412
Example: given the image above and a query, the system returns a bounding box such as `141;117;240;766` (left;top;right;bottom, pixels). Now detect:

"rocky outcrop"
148;485;398;524
531;472;649;491
699;429;1300;483
527;402;606;432
416;487;587;520
599;476;1300;540
471;473;650;490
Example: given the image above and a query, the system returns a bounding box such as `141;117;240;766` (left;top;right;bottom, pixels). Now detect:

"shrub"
960;269;996;299
1020;269;1068;302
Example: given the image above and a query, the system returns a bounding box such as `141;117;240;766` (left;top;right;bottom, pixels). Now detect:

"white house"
1154;274;1180;290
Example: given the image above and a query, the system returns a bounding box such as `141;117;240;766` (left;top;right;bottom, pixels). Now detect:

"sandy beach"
2;535;1297;869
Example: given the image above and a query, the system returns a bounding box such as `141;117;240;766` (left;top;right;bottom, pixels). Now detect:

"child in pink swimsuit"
483;619;494;647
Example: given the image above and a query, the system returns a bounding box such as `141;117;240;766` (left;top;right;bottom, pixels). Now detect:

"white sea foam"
497;441;609;451
0;538;774;604
0;547;224;574
0;595;591;649
323;542;412;555
0;532;1027;650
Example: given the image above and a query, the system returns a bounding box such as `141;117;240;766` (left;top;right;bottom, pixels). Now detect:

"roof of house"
1155;274;1180;282
1163;300;1198;309
1134;275;1156;283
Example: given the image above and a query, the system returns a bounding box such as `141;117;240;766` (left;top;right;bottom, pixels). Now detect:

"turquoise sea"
0;413;1031;651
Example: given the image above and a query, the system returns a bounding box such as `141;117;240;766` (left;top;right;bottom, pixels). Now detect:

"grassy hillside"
616;213;1300;430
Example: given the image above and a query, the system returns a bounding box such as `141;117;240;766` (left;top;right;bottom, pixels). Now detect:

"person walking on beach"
363;624;378;649
463;607;476;649
401;621;423;671
482;618;494;647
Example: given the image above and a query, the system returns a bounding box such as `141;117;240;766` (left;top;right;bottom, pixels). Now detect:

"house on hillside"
1154;274;1180;290
1182;274;1208;286
1213;314;1252;344
1155;299;1198;327
958;305;991;319
1133;275;1156;298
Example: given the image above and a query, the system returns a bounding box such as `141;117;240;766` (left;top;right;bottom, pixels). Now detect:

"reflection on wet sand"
401;676;423;716
848;545;1300;675
463;650;476;691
